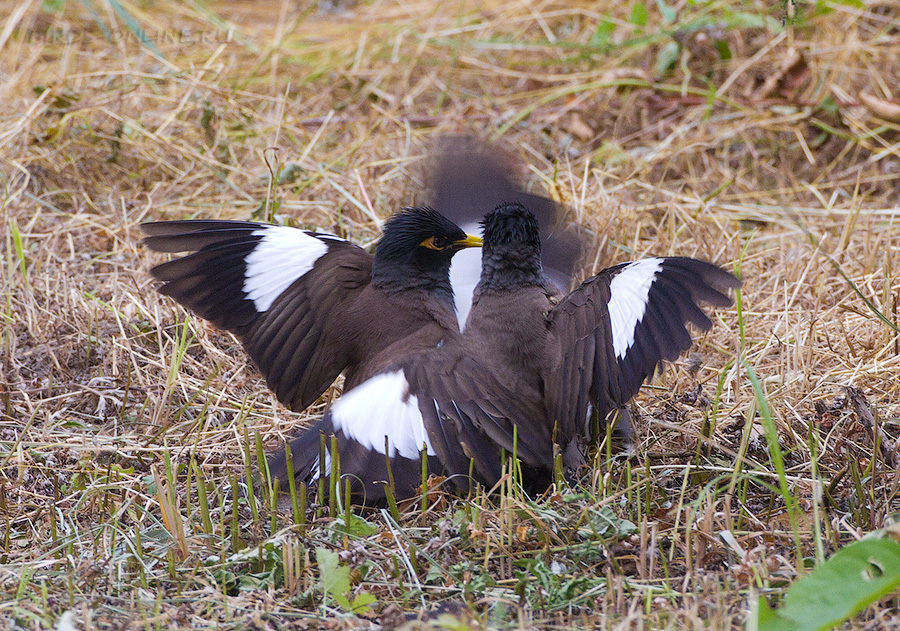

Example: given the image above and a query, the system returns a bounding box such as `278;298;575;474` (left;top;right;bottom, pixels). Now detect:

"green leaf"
755;597;796;631
655;41;680;77
333;513;378;539
425;563;445;584
315;547;375;614
823;0;864;7
629;3;648;27
715;40;732;61
236;570;279;591
759;539;900;631
582;505;637;539
316;548;351;601
9;218;27;284
349;592;376;613
276;163;303;185
655;0;676;24
812;0;834;16
332;592;353;611
591;18;616;46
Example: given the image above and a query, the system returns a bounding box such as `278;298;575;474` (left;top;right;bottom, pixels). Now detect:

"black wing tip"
140;219;269;239
687;311;714;333
661;257;742;304
426;135;562;224
427;134;588;288
266;446;290;484
139;221;159;236
142;234;180;253
142;222;273;254
267;422;330;487
139;220;221;237
703;265;743;294
148;261;167;282
140;222;189;250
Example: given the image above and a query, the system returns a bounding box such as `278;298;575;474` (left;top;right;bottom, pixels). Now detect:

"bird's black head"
478;202;545;291
372;207;482;291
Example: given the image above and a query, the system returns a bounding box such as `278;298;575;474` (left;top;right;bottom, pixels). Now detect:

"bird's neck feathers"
371;261;455;304
476;243;546;294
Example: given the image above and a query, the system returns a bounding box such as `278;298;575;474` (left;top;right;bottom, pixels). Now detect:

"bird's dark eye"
419;236;446;251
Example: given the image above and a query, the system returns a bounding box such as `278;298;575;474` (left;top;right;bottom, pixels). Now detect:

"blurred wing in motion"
426;136;585;326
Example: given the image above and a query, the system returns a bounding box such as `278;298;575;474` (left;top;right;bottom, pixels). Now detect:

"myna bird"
425;136;584;327
427;137;643;445
141;208;482;412
275;201;740;502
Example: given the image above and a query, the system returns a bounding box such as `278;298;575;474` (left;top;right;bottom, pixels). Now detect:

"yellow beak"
454;234;483;248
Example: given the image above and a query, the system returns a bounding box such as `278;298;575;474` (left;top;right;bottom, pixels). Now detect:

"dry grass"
2;0;900;628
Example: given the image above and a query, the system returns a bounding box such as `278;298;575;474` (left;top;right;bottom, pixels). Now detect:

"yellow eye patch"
419;234;482;250
419;236;443;250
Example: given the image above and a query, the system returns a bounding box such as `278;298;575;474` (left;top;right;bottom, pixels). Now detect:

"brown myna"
425;136;584;327
274;202;740;502
142;208;482;413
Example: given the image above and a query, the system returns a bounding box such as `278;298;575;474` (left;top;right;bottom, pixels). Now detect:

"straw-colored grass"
2;0;899;628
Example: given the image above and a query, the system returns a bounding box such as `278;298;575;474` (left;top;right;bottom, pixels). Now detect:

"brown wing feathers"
605;258;740;407
241;247;371;410
547;275;612;445
410;361;518;489
545;256;740;460
143;220;374;412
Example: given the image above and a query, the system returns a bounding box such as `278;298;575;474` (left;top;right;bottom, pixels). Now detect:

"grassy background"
2;0;900;628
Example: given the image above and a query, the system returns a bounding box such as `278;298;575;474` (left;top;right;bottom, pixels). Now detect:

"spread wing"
143;220;372;411
548;257;740;445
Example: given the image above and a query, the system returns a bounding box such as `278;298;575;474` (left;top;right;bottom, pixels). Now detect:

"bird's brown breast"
464;286;560;389
341;285;459;390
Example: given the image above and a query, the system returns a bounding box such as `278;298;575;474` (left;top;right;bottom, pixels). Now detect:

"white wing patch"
607;258;663;359
331;370;435;459
449;222;483;331
310;452;331;482
243;227;333;312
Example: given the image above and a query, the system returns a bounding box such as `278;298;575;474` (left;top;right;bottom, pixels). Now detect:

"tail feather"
267;415;446;507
